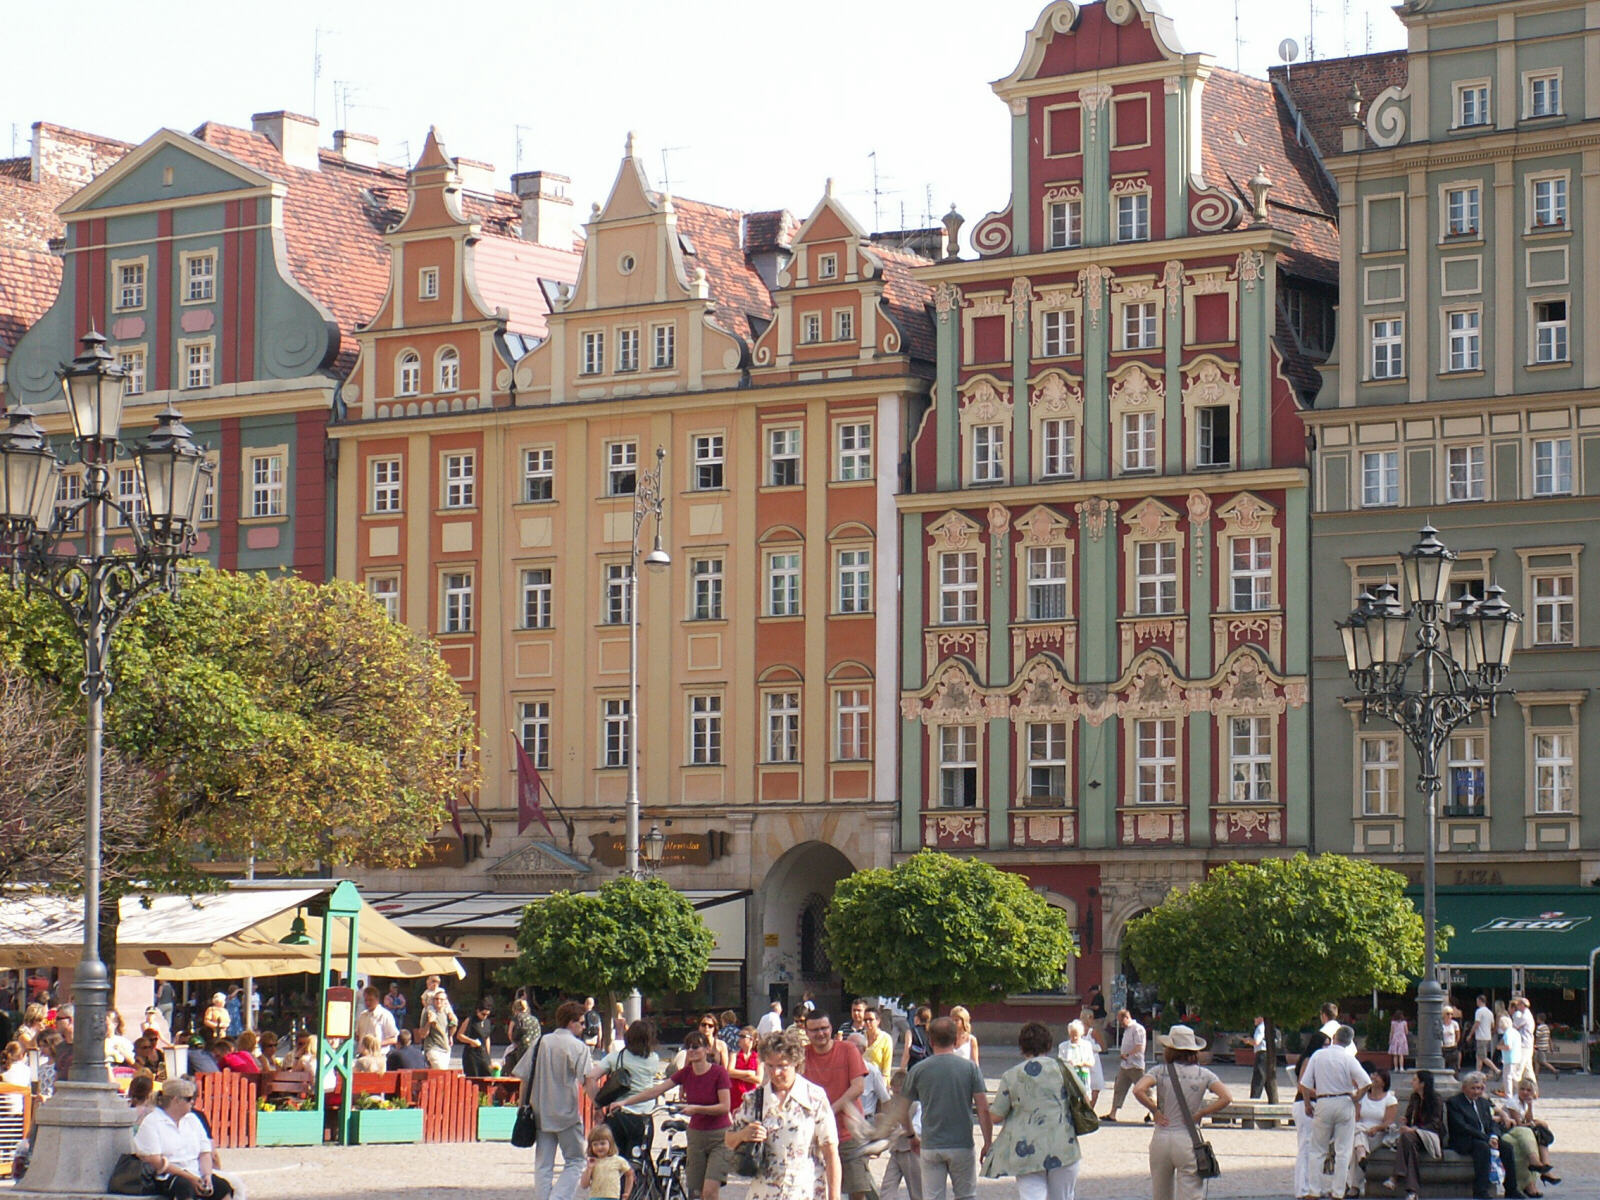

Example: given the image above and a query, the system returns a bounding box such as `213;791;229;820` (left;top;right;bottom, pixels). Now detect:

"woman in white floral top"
726;1027;840;1200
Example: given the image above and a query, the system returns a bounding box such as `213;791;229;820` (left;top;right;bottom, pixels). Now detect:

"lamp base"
12;1080;129;1195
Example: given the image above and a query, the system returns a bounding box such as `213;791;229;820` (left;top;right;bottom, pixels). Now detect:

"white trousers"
1016;1161;1080;1200
1292;1102;1317;1198
1307;1096;1356;1199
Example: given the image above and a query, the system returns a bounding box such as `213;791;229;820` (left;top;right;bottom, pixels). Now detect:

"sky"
5;0;1405;232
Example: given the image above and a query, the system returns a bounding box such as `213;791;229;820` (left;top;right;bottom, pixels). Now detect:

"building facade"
899;0;1338;1009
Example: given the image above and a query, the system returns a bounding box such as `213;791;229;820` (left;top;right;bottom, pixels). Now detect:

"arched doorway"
756;841;856;1022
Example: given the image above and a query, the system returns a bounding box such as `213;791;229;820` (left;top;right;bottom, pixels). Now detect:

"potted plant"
254;1096;324;1146
350;1093;424;1144
477;1089;519;1141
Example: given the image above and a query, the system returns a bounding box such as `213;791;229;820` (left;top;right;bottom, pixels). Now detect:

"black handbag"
593;1050;631;1108
107;1152;160;1196
1062;1061;1099;1135
1167;1061;1221;1180
733;1086;767;1177
511;1038;541;1149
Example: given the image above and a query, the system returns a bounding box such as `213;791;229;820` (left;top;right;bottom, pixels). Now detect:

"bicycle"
625;1105;690;1200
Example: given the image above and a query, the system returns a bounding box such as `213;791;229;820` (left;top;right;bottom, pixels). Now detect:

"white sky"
5;0;1404;231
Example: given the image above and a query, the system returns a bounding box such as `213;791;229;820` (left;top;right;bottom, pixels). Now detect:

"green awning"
1415;886;1600;971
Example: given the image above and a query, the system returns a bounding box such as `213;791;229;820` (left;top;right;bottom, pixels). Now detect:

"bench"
194;1071;257;1148
1363;1146;1477;1197
1207;1099;1295;1129
0;1083;32;1178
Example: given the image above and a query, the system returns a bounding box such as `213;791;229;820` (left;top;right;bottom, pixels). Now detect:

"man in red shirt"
804;1011;870;1200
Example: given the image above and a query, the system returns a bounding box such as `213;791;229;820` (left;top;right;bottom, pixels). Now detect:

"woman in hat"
1132;1025;1231;1200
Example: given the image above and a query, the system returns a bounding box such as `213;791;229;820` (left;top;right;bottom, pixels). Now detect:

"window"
185;252;216;302
115;262;145;310
939;550;979;623
443;452;475;508
692;434;724;490
399;352;421;395
972;424;1006;484
1041;309;1077;357
523;447;554;502
767;552;801;616
817;253;838;280
436;348;459;392
833;309;854;341
1527;73;1561;119
1533;437;1572;495
520;568;553;629
835;688;870;760
1135;540;1178;615
1457;82;1490;128
1026;546;1069;620
248;453;284;518
837;548;872;614
199;458;216;523
1046;199;1082;250
768;427;801;486
1197;406;1231;468
1371;318;1404;379
1229;716;1273;802
368;575;400;622
1532;177;1567;228
55;470;82;533
370;457;402;513
1533;732;1574;813
1534;300;1568;363
765;692;800;763
1361;450;1399;507
1230;536;1272;611
604;562;632;625
114;466;143;528
518;700;551;770
1121;301;1158;350
1026;722;1068;799
1446;731;1486;814
938;725;978;807
442;571;473;633
582;331;605;375
603;698;631;767
1361;736;1401;816
1445;186;1480;237
607;441;637;496
690;556;724;620
117;348;146;396
1115;192;1150;242
1134;719;1177;804
183;340;213;389
617;328;640;373
1446;444;1485;502
419;267;439;299
1122;411;1157;472
651;323;676;368
1040;418;1076;479
689;695;723;765
837;422;872;481
801;312;822;344
1531;572;1575;645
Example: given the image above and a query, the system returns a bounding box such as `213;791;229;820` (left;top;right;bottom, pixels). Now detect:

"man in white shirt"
354;986;399;1050
524;1000;592;1200
1249;1016;1276;1100
1317;1002;1341;1040
1511;997;1536;1088
848;1033;891;1125
757;1001;784;1037
1472;995;1495;1072
1104;1009;1146;1120
1298;1026;1370;1200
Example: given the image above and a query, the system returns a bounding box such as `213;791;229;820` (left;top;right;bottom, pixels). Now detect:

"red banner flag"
514;738;556;839
448;792;463;840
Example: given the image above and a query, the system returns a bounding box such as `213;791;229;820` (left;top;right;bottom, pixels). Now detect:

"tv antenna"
660;145;689;194
515;124;534;172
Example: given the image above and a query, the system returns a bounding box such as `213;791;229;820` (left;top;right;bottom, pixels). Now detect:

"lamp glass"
0;408;59;527
642;824;667;865
1401;525;1454;608
60;330;127;445
134;407;207;529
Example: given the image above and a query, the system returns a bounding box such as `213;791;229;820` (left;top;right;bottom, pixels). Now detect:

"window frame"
767;426;802;487
603;561;632;626
689;555;725;621
1025;544;1069;622
522;446;555;503
112;257;147;312
520;567;554;630
1445;443;1486;503
834;687;871;761
763;690;801;764
1039;416;1077;479
1532;437;1573;496
971;423;1007;485
441;569;475;634
518;699;552;771
1370;316;1404;380
1359;733;1402;816
602;697;631;768
836;421;873;482
938;549;980;624
418;266;439;300
1360;449;1400;508
180;249;217;305
369;456;403;514
1133;717;1178;805
1228;534;1273;612
1444;184;1481;238
1454;79;1491;129
1524;70;1563;120
607;440;638;497
1114;190;1151;243
1533;298;1569;364
1045;198;1083;250
1530;175;1569;230
581;330;605;376
651;322;676;369
616;327;640;373
765;550;802;617
691;433;725;491
397;351;421;396
1121;410;1158;474
180;337;215;390
688;693;724;766
1025;721;1069;801
937;724;979;808
116;345;148;396
1228;715;1274;803
1133;538;1178;616
441;451;477;510
367;573;401;623
246;451;285;519
1532;729;1575;814
1120;300;1159;351
436;347;460;393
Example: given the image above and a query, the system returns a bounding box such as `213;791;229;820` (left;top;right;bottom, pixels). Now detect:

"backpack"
907;1023;931;1067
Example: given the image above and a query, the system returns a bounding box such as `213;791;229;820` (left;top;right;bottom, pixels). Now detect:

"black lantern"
134;405;208;538
0;406;60;530
1401;524;1455;610
1365;582;1410;669
642;824;667;867
1472;583;1519;675
58;328;127;447
1337;590;1376;676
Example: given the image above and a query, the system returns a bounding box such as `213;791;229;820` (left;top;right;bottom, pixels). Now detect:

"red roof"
873;245;936;363
670;197;775;343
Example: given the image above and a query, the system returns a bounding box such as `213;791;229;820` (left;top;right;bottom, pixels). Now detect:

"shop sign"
589;830;728;868
1472;913;1591;934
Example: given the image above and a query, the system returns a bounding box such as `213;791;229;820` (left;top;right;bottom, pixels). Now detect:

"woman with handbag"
982;1022;1083;1200
1497;1078;1558;1192
725;1027;840;1200
588;1019;665;1159
1132;1025;1231;1200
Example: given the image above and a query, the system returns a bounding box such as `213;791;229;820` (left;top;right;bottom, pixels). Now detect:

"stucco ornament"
961;378;1012;422
934;282;964;323
1031;371;1083;414
1162;260;1184;315
1078;264;1111;328
929;511;981;552
1010;277;1033;329
1074;497;1117;542
1235;250;1265;293
1080;84;1114;137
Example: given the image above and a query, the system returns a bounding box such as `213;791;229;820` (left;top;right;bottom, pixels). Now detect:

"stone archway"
754;841;857;1022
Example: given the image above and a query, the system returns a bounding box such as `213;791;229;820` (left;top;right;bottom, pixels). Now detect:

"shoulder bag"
107;1152;160;1196
511;1037;542;1149
1060;1059;1099;1136
1166;1061;1221;1180
733;1086;768;1177
593;1050;631;1108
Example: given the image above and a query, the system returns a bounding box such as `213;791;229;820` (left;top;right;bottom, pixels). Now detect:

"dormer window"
817;253;838;280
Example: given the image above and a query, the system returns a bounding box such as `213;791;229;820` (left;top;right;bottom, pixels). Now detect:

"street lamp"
642;823;668;871
625;445;669;1023
1336;524;1519;1083
0;329;209;1191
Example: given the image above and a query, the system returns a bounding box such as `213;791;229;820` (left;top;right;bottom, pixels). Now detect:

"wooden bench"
1206;1099;1295;1129
0;1083;32;1179
411;1070;477;1143
258;1067;314;1102
194;1071;257;1149
1363;1146;1477;1197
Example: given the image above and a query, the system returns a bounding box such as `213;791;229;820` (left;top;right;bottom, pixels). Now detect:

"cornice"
1302;386;1600;426
893;466;1308;512
1328;125;1600;178
919;227;1296;284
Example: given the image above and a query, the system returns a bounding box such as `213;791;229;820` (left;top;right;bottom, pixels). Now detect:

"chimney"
453;157;497;196
511;170;575;250
333;129;379;168
251;111;320;171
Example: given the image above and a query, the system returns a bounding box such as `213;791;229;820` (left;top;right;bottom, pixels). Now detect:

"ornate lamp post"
625;445;670;1022
0;329;208;1192
1336;525;1518;1080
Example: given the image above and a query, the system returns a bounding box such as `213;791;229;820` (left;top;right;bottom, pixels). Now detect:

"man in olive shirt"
902;1017;991;1200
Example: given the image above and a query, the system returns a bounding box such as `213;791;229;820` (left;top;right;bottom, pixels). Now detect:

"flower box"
351;1107;424;1144
477;1105;519;1141
254;1109;323;1146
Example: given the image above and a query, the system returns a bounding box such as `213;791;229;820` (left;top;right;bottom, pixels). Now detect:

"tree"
824;850;1076;1011
502;877;716;1001
1121;853;1430;1101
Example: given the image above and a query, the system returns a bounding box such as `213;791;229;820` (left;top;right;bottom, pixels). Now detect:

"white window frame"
766;550;801;617
1040;309;1077;357
834;687;870;761
1531;571;1575;646
833;308;855;342
1121;411;1157;473
523;446;554;502
689;694;723;765
1446;729;1487;813
938;725;979;808
692;434;725;491
116;346;147;396
767;427;801;487
1134;718;1178;804
581;330;605;375
607;441;638;496
836;421;872;481
520;567;553;629
604;562;632;626
442;452;476;509
1115;191;1150;243
764;691;801;763
1444;185;1480;237
398;352;421;396
971;424;1006;484
518;700;551;770
1040;417;1076;479
1360;734;1401;816
113;258;146;311
1121;300;1158;350
1525;71;1562;120
1531;176;1568;230
1229;535;1272;611
617;327;640;373
370;456;402;514
1533;731;1575;814
1532;437;1573;496
113;465;143;529
817;253;838;280
1134;539;1178;616
939;550;979;624
1025;545;1069;621
1361;449;1400;507
418;266;439;300
836;546;872;614
690;556;724;621
247;452;284;519
1046;198;1082;250
1455;80;1491;129
1446;308;1481;372
181;338;214;390
1229;716;1273;803
441;570;474;634
1196;405;1232;469
367;574;400;622
1533;298;1569;363
602;697;631;767
1370;317;1404;380
651;322;676;369
1026;721;1068;800
436;347;459;392
1446;443;1485;503
800;312;822;344
181;250;216;304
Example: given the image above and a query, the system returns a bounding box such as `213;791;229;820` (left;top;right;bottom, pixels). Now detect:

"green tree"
502;877;716;1000
824;850;1076;1011
1121;853;1430;1101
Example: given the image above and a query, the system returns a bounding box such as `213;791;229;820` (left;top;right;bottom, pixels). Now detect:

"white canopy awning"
0;884;463;980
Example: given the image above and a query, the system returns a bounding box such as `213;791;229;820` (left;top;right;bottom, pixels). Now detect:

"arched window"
798;893;832;977
398;351;421;396
437;347;460;393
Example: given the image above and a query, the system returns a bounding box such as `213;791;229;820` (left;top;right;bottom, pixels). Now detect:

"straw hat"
1157;1024;1207;1051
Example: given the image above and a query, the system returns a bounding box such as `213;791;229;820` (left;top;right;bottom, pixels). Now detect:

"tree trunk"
1262;1017;1280;1103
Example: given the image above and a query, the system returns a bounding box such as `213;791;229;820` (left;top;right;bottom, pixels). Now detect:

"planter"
1234;1046;1256;1067
351;1107;424;1144
477;1105;519;1142
254;1109;323;1146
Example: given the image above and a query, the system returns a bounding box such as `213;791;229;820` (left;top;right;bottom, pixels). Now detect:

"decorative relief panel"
923;811;986;849
934;282;964;323
1119;807;1187;845
1011;810;1077;848
1212;806;1282;844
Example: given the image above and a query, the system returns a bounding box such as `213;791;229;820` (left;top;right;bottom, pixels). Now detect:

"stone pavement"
13;1061;1597;1199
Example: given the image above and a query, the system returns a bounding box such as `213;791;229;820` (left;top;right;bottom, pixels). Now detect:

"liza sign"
1473;912;1592;934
